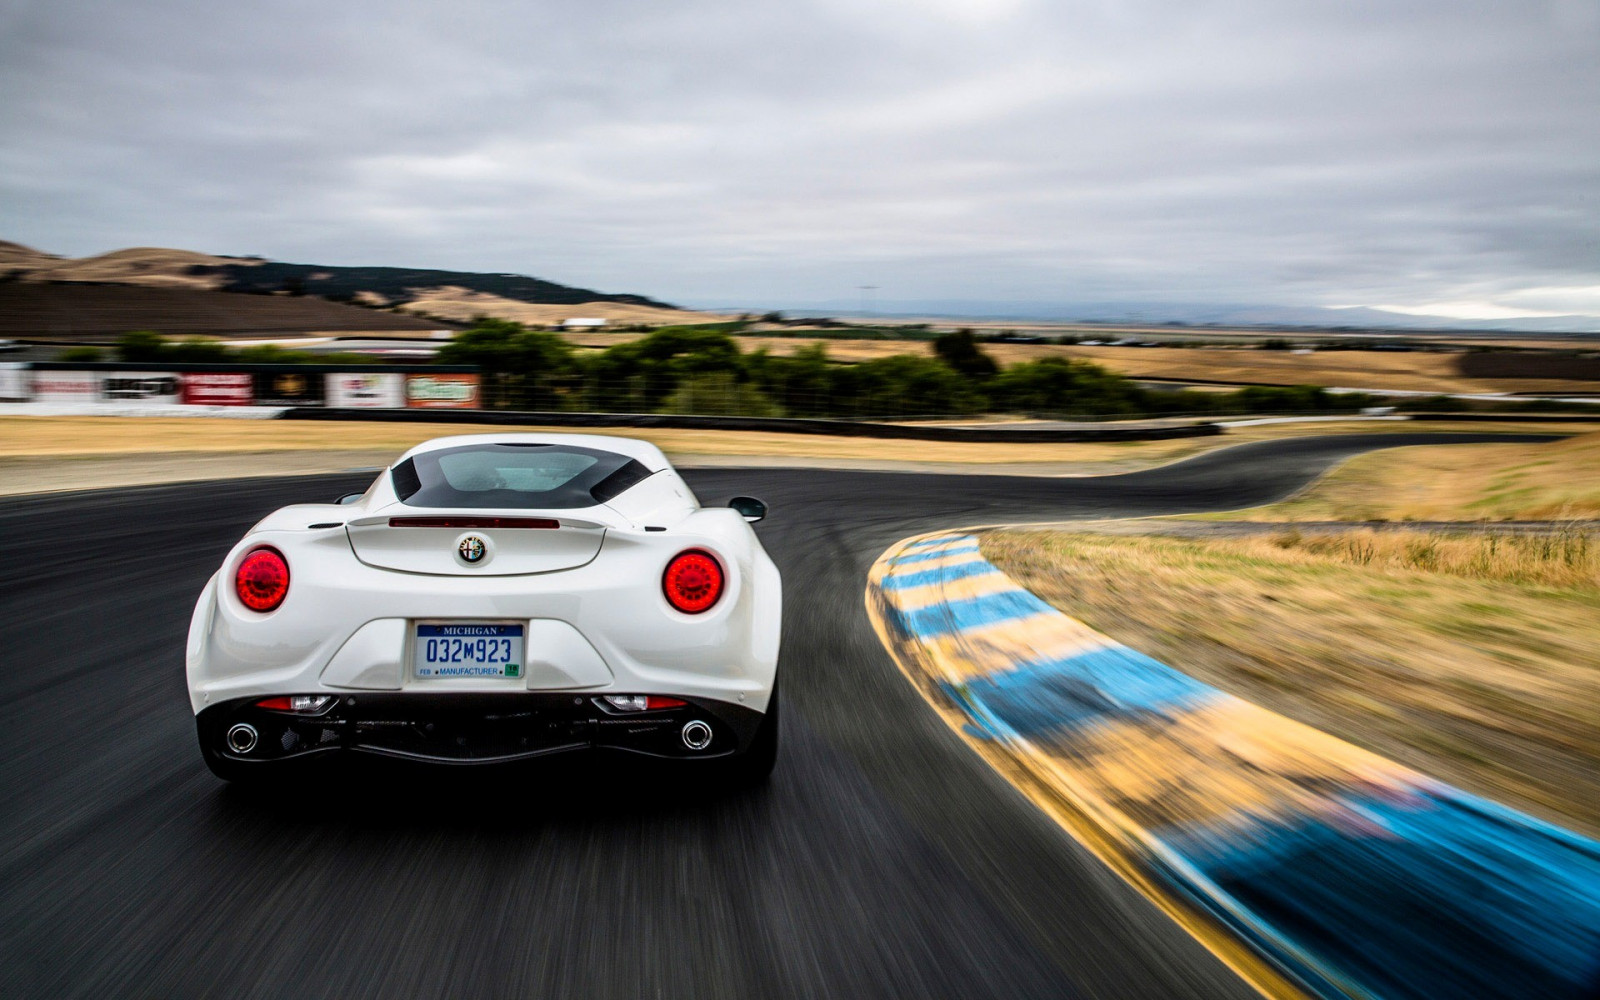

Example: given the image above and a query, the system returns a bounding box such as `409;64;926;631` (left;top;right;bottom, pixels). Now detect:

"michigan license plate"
414;623;524;679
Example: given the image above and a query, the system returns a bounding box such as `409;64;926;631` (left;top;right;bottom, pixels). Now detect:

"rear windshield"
392;442;653;509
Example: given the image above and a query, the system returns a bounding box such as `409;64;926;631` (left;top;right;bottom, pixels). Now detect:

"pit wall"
866;532;1600;1000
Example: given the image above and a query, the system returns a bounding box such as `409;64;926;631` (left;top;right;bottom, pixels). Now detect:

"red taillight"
235;547;290;612
647;696;686;709
663;550;723;614
256;695;335;713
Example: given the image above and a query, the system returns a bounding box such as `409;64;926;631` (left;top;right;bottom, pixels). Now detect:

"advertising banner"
405;373;481;409
32;370;100;403
0;363;29;401
326;372;405;408
181;372;254;406
100;372;182;404
253;370;325;407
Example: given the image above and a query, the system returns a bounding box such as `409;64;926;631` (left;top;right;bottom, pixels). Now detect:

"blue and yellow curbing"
867;531;1600;1000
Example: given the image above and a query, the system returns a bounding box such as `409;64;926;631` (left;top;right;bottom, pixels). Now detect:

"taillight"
663;550;723;614
600;695;688;712
256;695;335;713
235;547;290;612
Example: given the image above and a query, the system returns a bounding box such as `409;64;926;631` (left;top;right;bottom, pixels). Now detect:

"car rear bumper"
197;692;765;767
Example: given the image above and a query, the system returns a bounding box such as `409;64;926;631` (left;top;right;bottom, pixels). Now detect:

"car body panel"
185;433;781;769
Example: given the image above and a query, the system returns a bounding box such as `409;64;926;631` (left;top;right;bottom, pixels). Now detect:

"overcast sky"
1;0;1596;319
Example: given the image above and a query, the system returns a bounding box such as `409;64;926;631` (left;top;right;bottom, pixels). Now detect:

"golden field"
560;331;1600;395
982;526;1600;835
1206;431;1600;522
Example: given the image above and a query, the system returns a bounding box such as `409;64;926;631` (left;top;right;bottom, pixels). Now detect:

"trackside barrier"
0;362;31;402
867;533;1600;1000
280;407;1224;443
18;363;481;411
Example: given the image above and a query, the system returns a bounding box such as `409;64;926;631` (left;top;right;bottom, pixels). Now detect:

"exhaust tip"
681;720;713;751
226;723;259;755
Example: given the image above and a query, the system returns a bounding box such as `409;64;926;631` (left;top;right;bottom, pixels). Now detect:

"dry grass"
982;527;1600;835
1259;526;1599;587
1208;431;1600;522
1;415;1587;472
0;415;1216;468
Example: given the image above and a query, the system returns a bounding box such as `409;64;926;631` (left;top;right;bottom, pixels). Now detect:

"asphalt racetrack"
0;433;1554;999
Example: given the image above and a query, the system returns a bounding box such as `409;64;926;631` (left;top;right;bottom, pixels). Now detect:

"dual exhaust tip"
226;718;712;755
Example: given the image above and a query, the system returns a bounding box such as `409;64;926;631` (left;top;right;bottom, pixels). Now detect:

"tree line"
437;318;1365;419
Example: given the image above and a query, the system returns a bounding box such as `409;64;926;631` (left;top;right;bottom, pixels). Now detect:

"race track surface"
0;433;1551;999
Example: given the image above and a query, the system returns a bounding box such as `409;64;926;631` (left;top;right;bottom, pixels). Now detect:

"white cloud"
1364;302;1569;321
0;0;1595;317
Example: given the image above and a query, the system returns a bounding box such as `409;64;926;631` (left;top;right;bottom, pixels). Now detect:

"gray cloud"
2;0;1596;318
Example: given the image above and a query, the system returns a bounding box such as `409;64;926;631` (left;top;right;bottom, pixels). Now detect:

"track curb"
866;531;1600;1000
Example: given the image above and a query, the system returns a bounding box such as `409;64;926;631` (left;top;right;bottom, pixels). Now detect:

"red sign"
406;373;480;409
181;372;254;406
32;371;99;402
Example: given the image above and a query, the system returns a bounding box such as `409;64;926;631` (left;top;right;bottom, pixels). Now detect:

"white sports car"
186;433;781;784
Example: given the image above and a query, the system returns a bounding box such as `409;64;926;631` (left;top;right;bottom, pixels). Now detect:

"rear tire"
724;680;779;787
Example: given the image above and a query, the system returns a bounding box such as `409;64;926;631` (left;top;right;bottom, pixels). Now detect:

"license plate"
414;623;524;679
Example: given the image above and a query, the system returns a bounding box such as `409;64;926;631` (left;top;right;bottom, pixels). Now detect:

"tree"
986;357;1143;416
745;343;833;417
436;317;578;409
933;329;998;379
660;373;780;417
584;326;748;413
117;330;168;362
831;355;986;418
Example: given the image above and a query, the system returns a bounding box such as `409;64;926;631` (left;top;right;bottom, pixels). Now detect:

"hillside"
0;240;721;337
0;240;64;272
203;260;674;310
1;241;680;308
22;246;257;290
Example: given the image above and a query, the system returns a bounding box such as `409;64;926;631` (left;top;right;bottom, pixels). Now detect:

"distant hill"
0;240;67;272
203;260;675;310
0;241;724;338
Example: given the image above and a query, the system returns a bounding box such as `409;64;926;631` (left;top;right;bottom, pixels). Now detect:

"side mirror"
728;496;767;523
334;492;364;505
